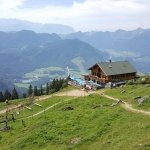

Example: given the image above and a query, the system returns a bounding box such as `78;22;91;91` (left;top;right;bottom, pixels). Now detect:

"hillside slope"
0;31;106;74
0;94;150;150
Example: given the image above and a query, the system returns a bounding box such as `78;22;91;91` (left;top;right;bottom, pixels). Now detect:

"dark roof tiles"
90;61;136;76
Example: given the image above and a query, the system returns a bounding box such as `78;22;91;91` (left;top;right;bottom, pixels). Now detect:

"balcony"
84;74;108;83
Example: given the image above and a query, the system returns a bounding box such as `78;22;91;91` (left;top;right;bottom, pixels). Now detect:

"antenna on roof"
109;56;112;63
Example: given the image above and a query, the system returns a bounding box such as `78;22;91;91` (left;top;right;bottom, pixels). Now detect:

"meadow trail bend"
98;91;150;116
0;89;91;115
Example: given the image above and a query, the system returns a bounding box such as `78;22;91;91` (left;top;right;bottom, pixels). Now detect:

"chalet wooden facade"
84;61;136;83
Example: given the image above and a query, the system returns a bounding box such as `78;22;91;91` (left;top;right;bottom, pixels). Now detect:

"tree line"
0;78;68;102
28;78;68;96
0;88;19;102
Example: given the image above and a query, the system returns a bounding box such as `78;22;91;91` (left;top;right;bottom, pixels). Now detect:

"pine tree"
46;83;49;95
22;93;27;98
34;86;38;96
40;85;44;95
55;79;60;91
50;79;56;89
28;84;33;96
37;89;41;96
0;91;4;102
11;88;19;100
4;89;12;100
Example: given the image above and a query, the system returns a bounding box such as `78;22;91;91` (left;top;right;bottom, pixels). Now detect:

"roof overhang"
88;63;99;70
88;63;108;76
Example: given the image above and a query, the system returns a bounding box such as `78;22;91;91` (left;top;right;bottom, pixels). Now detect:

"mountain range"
0;30;107;90
64;28;150;73
0;20;150;91
0;19;74;34
0;30;106;73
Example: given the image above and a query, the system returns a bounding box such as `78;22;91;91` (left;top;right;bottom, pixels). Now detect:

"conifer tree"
46;83;49;95
50;79;56;89
55;79;60;91
0;91;4;102
12;88;19;100
37;89;41;96
4;89;12;100
34;86;38;96
22;93;27;98
40;85;44;95
28;84;33;96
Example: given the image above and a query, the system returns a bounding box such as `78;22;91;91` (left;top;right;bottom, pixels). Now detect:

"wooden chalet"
84;60;136;83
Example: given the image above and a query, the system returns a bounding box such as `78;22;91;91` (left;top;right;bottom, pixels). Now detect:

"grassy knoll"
0;94;150;150
105;84;150;111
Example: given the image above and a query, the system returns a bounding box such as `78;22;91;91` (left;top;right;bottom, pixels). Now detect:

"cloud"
0;0;150;31
0;0;25;9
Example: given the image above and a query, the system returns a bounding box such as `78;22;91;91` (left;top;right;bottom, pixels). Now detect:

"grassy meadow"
105;84;150;111
0;93;150;150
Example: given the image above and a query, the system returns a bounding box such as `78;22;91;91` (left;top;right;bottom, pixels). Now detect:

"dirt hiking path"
1;89;150;116
98;91;150;116
0;90;92;115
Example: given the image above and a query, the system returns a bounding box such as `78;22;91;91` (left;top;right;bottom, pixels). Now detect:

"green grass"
16;96;72;119
14;83;30;89
25;66;65;78
60;85;78;92
0;85;73;111
105;84;150;111
0;86;73;112
0;99;26;111
0;94;150;150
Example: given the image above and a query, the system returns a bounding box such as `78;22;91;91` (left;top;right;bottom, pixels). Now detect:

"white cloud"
0;0;150;31
0;0;25;9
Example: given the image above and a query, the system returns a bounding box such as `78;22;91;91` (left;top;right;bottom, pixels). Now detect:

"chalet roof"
89;61;136;76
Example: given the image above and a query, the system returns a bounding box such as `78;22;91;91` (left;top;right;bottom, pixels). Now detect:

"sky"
0;0;150;31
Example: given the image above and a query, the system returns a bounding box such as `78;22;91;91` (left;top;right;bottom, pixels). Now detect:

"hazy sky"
0;0;150;31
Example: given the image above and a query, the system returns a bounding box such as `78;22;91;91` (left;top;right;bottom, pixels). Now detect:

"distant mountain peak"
0;18;75;34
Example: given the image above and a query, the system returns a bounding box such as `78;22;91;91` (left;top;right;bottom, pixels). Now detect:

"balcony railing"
85;74;108;83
